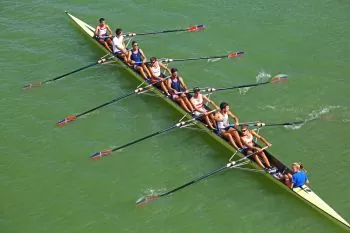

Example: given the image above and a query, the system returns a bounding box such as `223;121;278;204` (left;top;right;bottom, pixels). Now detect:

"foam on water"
256;70;272;83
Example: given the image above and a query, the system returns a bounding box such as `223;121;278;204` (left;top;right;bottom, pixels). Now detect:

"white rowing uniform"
191;94;207;117
216;111;229;130
98;25;107;37
150;61;161;77
241;133;254;146
112;35;125;54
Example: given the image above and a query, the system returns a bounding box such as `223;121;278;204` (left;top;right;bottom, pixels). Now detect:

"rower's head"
171;68;178;78
193;87;201;97
99;18;105;25
132;41;139;49
220;102;229;112
291;162;301;173
115;28;123;36
150;57;157;65
240;124;249;135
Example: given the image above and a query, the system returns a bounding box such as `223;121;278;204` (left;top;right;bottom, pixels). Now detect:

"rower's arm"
167;79;176;93
139;49;147;63
228;111;239;125
179;77;188;91
106;25;113;35
208;99;220;110
159;63;171;75
251;130;271;147
94;26;99;37
127;51;133;64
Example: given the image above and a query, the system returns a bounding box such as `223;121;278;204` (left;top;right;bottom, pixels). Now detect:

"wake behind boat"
65;11;350;229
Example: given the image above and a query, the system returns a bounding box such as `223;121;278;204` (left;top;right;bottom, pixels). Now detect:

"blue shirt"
292;171;308;188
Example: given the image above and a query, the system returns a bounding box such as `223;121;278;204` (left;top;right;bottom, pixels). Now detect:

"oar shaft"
135;29;186;36
171;55;227;62
214;81;270;92
160;166;228;197
44;62;99;84
111;125;177;152
264;121;304;126
76;92;136;118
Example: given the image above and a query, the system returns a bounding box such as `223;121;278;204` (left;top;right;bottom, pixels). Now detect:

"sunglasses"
133;44;138;46
242;129;248;132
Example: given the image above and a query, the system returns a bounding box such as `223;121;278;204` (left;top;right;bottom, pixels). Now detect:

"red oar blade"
227;51;245;58
136;195;160;208
187;24;205;32
271;74;288;84
90;150;112;160
23;82;42;90
56;115;77;126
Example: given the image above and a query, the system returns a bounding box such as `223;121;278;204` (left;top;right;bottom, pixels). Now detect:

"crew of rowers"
95;18;309;187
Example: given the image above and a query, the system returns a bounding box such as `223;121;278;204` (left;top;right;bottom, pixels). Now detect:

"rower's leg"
223;133;239;150
228;129;244;148
136;66;148;80
209;114;217;128
182;95;194;112
102;41;112;52
253;154;266;168
175;97;191;113
161;81;170;95
142;64;152;78
259;151;272;168
284;174;292;188
204;115;215;129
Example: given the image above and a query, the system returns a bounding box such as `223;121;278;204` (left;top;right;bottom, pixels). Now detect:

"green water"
1;0;350;232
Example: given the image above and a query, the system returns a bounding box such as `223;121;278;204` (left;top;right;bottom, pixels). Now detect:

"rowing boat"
65;11;350;229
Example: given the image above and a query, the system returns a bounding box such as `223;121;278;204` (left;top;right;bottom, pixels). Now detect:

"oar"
158;51;244;63
89;110;216;160
56;76;170;126
23;55;113;89
239;120;305;127
135;146;268;207
128;24;205;36
196;74;288;93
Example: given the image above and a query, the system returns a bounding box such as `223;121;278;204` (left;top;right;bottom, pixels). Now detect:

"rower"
213;102;243;150
240;124;276;173
166;68;195;113
94;18;113;52
127;41;151;80
190;87;216;130
147;57;171;95
112;28;129;62
283;162;309;189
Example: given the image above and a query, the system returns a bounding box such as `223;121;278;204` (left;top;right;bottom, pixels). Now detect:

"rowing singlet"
216;112;229;130
112;36;124;53
130;49;142;63
150;61;161;77
241;133;253;145
98;25;107;36
170;78;181;92
191;94;205;111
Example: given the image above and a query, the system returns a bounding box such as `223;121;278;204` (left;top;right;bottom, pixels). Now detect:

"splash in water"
284;105;343;130
256;71;271;83
238;87;250;95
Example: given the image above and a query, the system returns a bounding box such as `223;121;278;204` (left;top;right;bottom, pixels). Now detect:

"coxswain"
166;68;195;113
127;41;151;80
94;18;113;52
284;162;309;188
